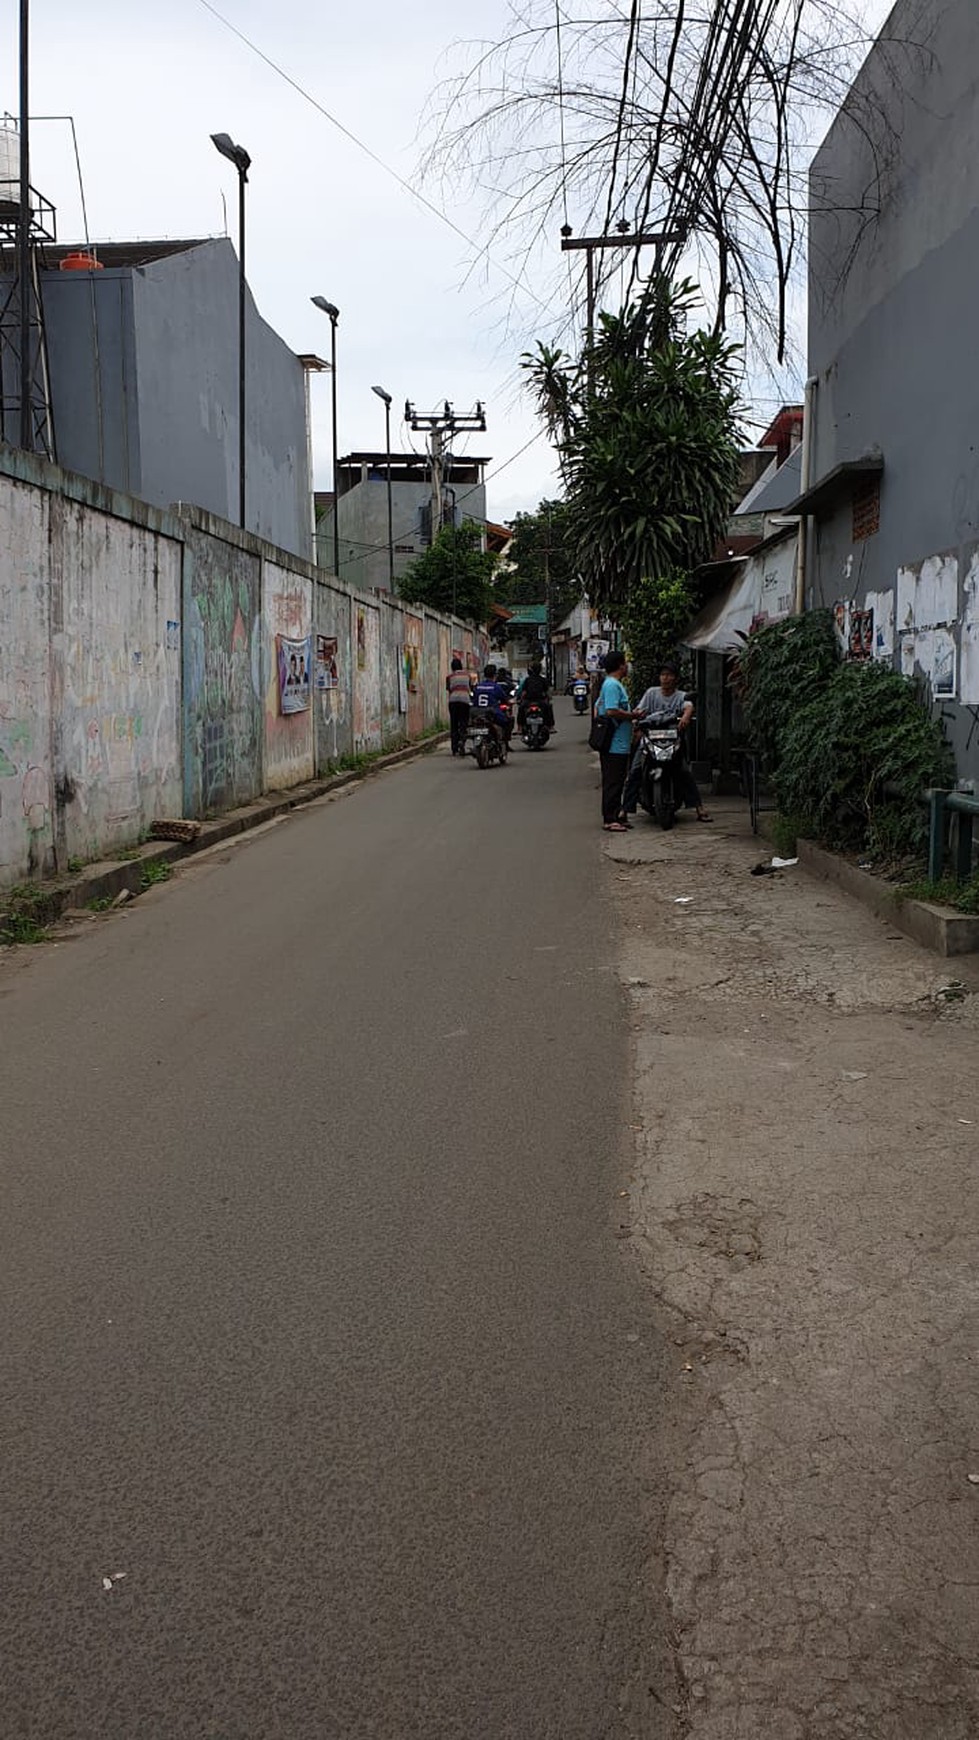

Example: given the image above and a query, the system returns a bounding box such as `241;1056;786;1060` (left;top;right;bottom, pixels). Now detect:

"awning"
683;527;797;652
785;452;883;517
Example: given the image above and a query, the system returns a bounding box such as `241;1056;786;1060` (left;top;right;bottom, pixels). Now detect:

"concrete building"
802;0;979;778
0;237;312;559
317;452;490;593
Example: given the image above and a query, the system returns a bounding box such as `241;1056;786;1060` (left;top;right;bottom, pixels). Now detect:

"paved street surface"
0;706;674;1740
610;807;979;1739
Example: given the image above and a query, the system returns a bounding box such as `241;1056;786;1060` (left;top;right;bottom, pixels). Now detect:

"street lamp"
372;384;394;590
311;296;340;578
211;131;251;529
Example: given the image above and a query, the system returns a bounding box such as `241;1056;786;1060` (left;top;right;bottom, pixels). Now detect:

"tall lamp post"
211;131;251;529
311;296;340;578
372;384;394;590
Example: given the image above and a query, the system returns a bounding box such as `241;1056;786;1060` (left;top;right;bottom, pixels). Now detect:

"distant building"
316;452;490;591
0;237;312;559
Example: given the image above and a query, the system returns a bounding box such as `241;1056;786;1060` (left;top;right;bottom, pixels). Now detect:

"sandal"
696;810;714;822
603;821;628;832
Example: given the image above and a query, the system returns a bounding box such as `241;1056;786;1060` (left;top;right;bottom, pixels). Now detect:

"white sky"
2;0;893;523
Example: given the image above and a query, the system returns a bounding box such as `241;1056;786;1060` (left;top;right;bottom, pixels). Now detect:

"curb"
797;837;979;958
16;733;450;925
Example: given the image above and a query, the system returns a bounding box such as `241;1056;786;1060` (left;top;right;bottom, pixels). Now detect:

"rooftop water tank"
59;250;102;271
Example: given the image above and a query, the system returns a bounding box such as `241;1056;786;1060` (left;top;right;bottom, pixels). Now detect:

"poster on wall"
403;644;420;694
586;637;609;672
356;609;367;671
316;634;339;690
277;635;312;714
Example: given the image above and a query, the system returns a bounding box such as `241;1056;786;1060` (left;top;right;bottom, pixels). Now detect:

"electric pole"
559;221;687;350
404;399;487;548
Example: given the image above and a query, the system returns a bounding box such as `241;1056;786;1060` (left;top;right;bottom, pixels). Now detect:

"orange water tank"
59;251;103;271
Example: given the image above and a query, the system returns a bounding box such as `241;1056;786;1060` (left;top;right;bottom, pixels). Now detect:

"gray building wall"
320;472;488;593
807;0;979;779
7;239;310;559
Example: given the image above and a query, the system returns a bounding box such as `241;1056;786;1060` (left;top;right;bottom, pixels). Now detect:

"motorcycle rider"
470;662;511;754
516;661;556;732
620;659;712;822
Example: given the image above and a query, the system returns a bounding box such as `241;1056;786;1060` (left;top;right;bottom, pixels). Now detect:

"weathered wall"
313;580;354;770
0;476;53;881
55;500;182;863
0;448;488;889
807;0;979;778
263;561;314;792
183;530;263;817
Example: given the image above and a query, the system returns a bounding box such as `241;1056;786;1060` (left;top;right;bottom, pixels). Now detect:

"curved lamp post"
311;296;340;577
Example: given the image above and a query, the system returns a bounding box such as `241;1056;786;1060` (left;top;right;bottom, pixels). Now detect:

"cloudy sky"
2;0;890;522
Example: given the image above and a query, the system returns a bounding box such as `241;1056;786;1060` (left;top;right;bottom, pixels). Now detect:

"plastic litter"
841;1070;868;1082
771;856;798;869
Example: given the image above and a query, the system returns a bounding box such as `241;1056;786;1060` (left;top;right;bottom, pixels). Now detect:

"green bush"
734;609;839;763
774;660;954;856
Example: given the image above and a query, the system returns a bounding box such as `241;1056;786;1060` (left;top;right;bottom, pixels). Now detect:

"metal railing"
927;789;979;883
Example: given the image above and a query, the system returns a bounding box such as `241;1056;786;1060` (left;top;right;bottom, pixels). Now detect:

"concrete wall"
0;446;487;891
807;0;979;778
4;240;312;562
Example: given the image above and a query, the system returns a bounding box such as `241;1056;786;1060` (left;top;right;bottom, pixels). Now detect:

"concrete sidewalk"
609;801;979;1739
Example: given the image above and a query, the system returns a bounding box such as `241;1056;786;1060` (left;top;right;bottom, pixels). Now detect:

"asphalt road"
0;702;668;1739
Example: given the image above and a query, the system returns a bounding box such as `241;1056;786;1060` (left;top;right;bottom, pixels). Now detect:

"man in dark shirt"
516;661;555;731
471;663;510;749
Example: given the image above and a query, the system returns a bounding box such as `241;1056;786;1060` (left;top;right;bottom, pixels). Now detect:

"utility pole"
404;399;487;551
559;221;687;350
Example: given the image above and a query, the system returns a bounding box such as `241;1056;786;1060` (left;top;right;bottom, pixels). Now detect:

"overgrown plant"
621;570;696;699
733;610;840;764
523;283;741;615
775;662;954;856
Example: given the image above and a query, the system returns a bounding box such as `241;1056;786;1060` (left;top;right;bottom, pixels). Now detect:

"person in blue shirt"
594;649;640;830
470;663;511;754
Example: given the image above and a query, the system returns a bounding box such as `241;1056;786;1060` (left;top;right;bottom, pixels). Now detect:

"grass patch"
771;811;807;857
140;860;173;888
0;882;61;944
898;873;979;915
114;847;143;862
88;895;115;912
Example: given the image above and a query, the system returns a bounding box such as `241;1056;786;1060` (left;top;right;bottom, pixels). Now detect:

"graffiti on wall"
353;602;382;752
264;563;314;791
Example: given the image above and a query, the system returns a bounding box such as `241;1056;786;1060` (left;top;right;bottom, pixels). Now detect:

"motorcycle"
521;703;550;750
572;679;590;715
635;716;684;829
466;707;508;769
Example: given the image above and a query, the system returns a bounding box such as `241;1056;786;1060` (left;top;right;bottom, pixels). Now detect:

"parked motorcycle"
466;709;508;769
521;703;551;750
572;678;589;714
635;717;684;829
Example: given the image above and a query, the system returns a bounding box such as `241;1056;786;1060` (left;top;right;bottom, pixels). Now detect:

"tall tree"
398;521;498;625
497;501;581;626
523;280;742;617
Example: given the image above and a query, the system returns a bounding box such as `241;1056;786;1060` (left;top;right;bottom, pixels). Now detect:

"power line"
196;0;557;319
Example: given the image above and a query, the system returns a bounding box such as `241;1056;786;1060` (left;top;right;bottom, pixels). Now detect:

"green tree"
497;501;581;627
620;570;697;700
398;520;497;625
523;280;742;620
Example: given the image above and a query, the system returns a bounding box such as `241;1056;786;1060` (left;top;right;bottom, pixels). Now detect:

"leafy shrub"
733;609;839;764
622;569;697;698
774;660;954;855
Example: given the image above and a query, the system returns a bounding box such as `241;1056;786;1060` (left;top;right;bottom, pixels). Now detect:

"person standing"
446;657;473;757
595;650;639;832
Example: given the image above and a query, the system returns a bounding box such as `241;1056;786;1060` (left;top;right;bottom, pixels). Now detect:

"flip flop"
697;811;714;822
603;822;628;832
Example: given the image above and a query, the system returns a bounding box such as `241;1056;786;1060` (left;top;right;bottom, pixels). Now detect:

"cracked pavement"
609;801;979;1738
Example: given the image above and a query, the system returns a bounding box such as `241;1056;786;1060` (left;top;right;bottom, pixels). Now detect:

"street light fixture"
211;131;251;529
311;296;340;578
372;384;394;590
